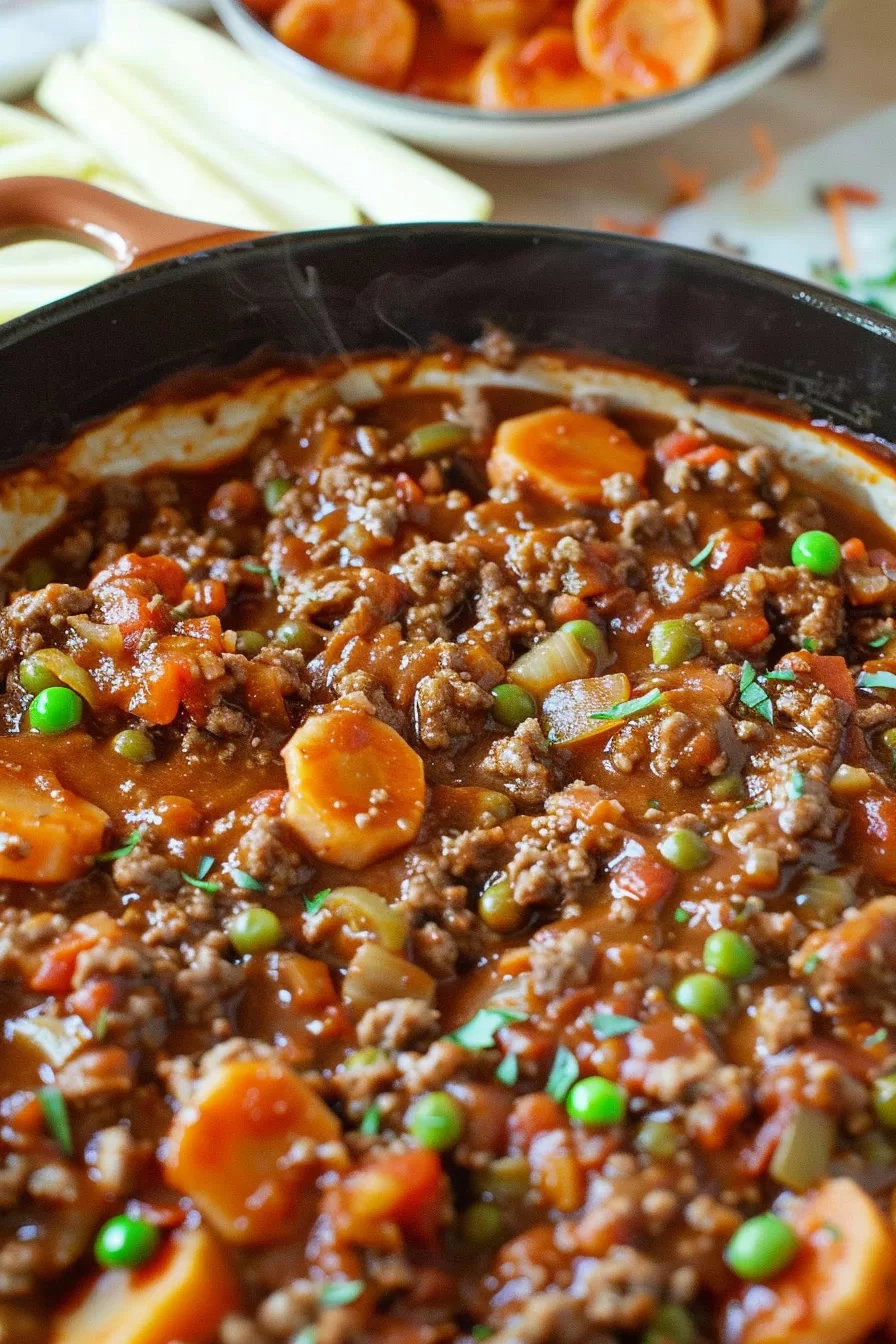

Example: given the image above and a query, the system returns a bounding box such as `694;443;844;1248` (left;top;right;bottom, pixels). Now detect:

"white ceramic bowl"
212;0;826;165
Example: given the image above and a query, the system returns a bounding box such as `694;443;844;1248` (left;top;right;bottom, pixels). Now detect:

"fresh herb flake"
196;855;215;880
592;1012;640;1038
688;538;715;569
803;953;820;974
744;794;770;812
858;670;896;692
94;1007;109;1042
763;669;797;683
869;633;893;649
320;1280;365;1307
292;1329;316;1344
233;869;266;892
95;829;142;863
801;637;819;652
496;1051;520;1087
739;663;773;724
359;1103;381;1136
545;1046;579;1103
448;1007;528;1052
243;561;269;576
181;871;222;893
787;770;805;800
674;907;689;925
38;1087;73;1156
647;799;661;811
305;888;331;916
591;688;662;722
865;1028;888;1048
472;1329;494;1342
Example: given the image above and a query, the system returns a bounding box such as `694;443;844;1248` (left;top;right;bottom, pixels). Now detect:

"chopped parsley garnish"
787;770;805;800
305;888;331;916
647;799;661;811
320;1281;365;1307
38;1087;73;1156
359;1103;381;1136
763;669;796;683
448;1008;528;1051
95;829;142;863
865;1028;888;1048
739;663;773;724
243;560;282;591
181;857;222;893
472;1329;494;1342
545;1046;579;1103
674;907;689;924
94;1007;109;1041
688;538;715;569
869;633;893;649
858;670;896;692
744;794;770;811
196;855;215;880
592;1012;640;1038
803;953;820;974
232;869;265;892
801;637;818;652
496;1051;519;1086
293;1330;316;1344
591;688;662;722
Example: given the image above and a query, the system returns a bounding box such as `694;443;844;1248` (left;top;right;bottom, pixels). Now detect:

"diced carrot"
244;662;290;729
182;580;227;616
730;1179;896;1344
780;652;856;707
655;429;707;463
30;918;118;995
339;1149;446;1246
282;708;425;869
179;616;224;650
574;0;719;96
537;1149;585;1213
68;977;117;1026
708;519;764;577
717;613;770;651
683;444;734;468
163;1059;341;1244
50;1227;240;1344
508;1092;568;1148
393;471;425;508
0;763;109;886
272;951;337;1012
487;406;646;506
552;594;590;623
474;28;611;110
273;0;418;90
841;537;868;564
610;853;676;907
207;480;261;520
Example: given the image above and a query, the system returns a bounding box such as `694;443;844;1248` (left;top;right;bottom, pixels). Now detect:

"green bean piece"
406;421;472;459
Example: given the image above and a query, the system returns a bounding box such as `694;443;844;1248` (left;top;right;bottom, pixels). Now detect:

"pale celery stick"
82;44;359;229
100;0;493;224
36;53;280;229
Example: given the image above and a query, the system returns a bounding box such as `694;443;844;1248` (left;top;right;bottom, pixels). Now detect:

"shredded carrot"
832;184;881;206
745;123;779;192
823;186;857;275
661;156;707;207
594;215;660;238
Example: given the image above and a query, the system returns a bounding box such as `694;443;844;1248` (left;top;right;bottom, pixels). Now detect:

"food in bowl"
238;0;799;109
2;337;896;1343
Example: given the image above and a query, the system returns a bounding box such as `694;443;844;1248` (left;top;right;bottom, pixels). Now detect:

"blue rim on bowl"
211;0;827;126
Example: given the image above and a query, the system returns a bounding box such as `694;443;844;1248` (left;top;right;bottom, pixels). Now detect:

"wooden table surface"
445;0;893;230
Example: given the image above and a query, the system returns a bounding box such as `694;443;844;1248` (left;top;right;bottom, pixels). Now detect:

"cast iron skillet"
1;177;896;468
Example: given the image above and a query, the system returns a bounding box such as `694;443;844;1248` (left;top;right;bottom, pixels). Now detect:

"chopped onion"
8;1012;91;1067
327;886;408;954
67;616;124;658
508;630;592;698
31;648;100;708
770;1107;836;1191
341;943;435;1014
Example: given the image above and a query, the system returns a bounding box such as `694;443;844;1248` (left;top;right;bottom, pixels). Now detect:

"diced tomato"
654;429;707;464
182;580;227;616
683;444;734;468
780;651;856;707
207;480;261;520
610;853;676;907
708;519;764;578
68;977;117;1026
343;1149;445;1246
552;594;590;624
841;536;868;564
717;613;770;650
851;792;896;883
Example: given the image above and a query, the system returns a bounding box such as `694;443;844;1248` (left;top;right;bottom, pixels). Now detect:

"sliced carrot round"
487;405;646;505
282;707;425;869
163;1059;341;1244
573;0;720;98
474;28;612;109
435;0;553;47
272;0;419;90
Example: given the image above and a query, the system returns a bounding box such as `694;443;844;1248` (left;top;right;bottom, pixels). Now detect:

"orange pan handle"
0;176;270;271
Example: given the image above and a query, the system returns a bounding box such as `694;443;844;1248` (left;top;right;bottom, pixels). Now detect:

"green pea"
649;619;703;669
235;630;266;656
274;620;320;655
635;1119;682;1160
560;620;608;664
566;1076;627;1127
724;1213;798;1281
673;972;732;1021
228;907;282;956
407;1091;465;1150
23;557;55;590
478;879;524;934
406;421;472;459
346;1046;388;1070
708;772;746;801
658;829;711;872
18;655;59;696
112;728;155;764
491;683;537;729
643;1303;697;1344
702;930;756;980
791;530;842;576
264;478;291;513
94;1215;160;1270
461;1202;503;1247
28;686;82;734
872;1073;896;1128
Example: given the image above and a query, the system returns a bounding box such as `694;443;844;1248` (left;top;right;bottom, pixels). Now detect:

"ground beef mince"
3;361;896;1344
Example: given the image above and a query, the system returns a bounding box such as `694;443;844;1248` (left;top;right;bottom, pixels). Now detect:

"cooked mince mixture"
5;346;896;1344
